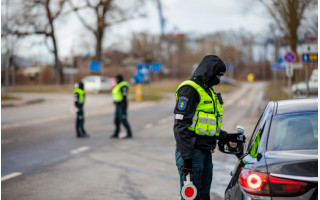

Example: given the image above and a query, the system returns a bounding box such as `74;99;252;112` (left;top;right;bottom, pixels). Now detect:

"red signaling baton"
181;173;197;200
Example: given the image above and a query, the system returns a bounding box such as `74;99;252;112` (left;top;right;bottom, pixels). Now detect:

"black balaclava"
115;74;124;83
78;81;84;90
191;55;226;88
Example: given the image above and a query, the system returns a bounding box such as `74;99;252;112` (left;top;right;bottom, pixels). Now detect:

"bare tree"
69;0;145;63
7;0;69;84
258;0;317;55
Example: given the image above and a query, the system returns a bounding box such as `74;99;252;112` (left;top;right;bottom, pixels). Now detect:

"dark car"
220;98;318;200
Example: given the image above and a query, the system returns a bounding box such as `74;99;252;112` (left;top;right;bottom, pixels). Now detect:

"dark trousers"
175;148;212;200
76;108;86;136
114;104;132;136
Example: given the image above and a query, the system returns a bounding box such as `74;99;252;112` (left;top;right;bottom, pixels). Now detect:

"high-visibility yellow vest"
73;88;85;104
176;80;223;136
112;81;129;102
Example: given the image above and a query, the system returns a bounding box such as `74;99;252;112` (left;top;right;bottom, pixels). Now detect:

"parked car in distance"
220;98;318;200
220;76;236;85
81;75;113;93
291;69;318;95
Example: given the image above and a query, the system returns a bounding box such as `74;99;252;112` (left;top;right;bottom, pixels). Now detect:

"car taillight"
239;168;270;196
239;168;312;197
268;176;312;197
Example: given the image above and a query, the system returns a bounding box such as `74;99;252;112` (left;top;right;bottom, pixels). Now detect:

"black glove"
226;133;246;143
182;159;192;175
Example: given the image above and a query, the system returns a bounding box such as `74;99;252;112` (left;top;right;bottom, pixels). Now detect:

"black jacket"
173;55;228;161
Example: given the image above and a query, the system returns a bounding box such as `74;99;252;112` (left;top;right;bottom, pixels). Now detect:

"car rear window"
267;112;318;150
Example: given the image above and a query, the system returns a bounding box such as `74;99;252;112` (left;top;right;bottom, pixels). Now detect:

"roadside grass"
265;84;292;101
130;81;236;101
1;95;21;101
3;81;236;102
5;86;72;93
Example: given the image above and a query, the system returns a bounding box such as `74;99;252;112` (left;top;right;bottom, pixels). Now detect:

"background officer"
73;81;89;138
174;55;245;199
110;74;132;139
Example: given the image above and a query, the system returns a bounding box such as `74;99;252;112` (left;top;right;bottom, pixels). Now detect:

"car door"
225;102;274;200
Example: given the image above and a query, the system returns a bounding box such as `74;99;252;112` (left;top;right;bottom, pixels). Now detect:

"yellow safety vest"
73;88;85;104
112;81;129;102
176;80;223;136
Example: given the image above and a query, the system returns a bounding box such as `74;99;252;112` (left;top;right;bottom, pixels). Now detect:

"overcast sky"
18;0;275;61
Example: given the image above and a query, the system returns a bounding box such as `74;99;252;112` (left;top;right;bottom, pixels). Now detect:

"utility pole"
306;45;310;97
4;0;10;97
156;0;165;36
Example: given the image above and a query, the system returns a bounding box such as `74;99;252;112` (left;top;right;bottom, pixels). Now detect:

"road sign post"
302;43;318;97
283;51;296;90
285;64;293;88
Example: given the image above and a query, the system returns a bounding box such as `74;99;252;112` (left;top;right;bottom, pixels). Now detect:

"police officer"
110;74;132;139
174;55;245;199
73;81;89;138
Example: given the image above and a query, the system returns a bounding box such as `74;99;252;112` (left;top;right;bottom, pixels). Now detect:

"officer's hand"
226;133;246;143
182;159;192;175
229;141;238;148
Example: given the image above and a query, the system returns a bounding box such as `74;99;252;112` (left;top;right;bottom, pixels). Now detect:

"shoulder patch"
178;100;187;110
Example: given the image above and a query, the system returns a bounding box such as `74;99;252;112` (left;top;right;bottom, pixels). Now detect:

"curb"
1;98;45;108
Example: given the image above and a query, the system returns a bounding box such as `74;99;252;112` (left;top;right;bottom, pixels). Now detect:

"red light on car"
269;176;312;196
247;174;263;190
239;168;270;196
239;168;313;197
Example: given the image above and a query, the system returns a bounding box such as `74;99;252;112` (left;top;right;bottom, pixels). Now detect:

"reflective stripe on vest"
176;80;223;136
73;88;85;104
112;81;129;102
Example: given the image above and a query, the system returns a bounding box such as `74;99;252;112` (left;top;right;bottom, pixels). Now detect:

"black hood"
191;55;226;88
115;74;124;83
78;81;84;90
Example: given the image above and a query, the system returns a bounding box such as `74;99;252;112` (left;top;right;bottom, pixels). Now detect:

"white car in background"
291;69;318;95
81;76;114;93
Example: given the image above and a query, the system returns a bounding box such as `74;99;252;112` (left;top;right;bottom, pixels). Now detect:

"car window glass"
268;112;318;150
247;103;273;157
84;77;95;82
101;77;108;82
247;112;263;152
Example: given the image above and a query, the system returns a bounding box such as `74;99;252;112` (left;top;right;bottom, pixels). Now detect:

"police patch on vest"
204;101;212;104
178;100;187;110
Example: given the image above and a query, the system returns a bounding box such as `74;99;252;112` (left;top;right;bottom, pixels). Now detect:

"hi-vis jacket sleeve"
173;85;200;160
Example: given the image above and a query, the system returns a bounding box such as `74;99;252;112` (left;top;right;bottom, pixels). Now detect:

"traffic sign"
302;53;318;63
228;64;234;71
277;57;286;70
89;61;101;72
137;63;150;74
301;43;318;54
284;51;296;63
151;63;162;73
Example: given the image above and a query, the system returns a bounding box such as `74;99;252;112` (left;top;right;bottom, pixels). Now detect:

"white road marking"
1;172;22;182
224;86;248;107
71;146;90;154
238;87;257;107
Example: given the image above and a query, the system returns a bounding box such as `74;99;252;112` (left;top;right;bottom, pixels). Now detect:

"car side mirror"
218;125;245;158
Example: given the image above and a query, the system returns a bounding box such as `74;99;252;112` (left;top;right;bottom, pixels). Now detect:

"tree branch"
68;0;96;33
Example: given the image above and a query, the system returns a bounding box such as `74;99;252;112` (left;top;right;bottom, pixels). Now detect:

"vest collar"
191;77;209;89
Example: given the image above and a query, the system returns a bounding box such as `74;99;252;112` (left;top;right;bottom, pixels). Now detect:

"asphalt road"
2;82;267;200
